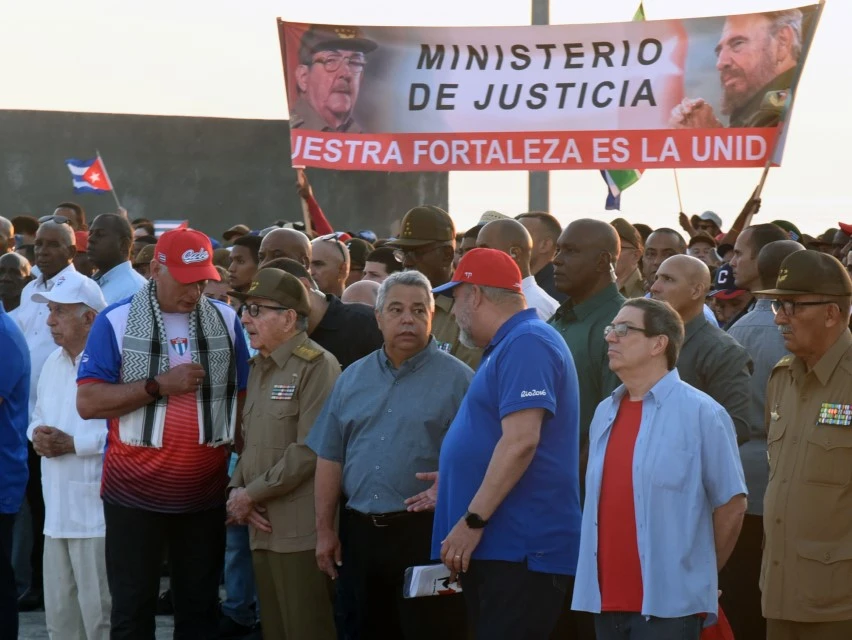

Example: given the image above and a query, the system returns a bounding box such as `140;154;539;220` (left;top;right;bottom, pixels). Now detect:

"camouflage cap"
388;206;456;248
133;244;155;266
755;250;852;297
299;25;377;64
229;268;311;316
610;218;644;251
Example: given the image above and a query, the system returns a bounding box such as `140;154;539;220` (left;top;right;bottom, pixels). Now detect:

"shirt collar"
754;298;774;312
94;260;132;284
485;308;538;354
40;263;76;289
554;283;620;321
798;330;852;386
379;336;438;375
610;367;682;407
252;331;309;368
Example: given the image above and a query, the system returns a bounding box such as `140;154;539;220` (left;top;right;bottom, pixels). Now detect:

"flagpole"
673;169;684;212
96;149;122;210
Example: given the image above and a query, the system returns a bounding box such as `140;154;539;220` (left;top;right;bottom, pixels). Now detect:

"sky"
1;0;845;235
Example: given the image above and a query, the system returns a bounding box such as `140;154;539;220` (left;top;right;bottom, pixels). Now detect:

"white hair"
765;9;803;61
376;270;435;312
37;221;75;247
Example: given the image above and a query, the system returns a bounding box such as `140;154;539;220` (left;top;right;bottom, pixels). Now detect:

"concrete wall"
0;109;447;239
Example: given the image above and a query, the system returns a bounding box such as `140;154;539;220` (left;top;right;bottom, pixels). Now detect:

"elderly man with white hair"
27;273;110;639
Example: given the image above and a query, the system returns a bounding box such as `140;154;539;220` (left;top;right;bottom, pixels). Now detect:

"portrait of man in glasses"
291;25;377;133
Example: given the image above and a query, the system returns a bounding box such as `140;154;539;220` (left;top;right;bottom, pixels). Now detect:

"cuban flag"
65;157;113;194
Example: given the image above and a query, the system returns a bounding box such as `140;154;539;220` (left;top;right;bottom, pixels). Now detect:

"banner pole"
295;167;313;233
96;149;122;210
673;169;684;212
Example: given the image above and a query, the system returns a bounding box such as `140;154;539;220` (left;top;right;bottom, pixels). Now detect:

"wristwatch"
144;377;162;400
464;511;488;529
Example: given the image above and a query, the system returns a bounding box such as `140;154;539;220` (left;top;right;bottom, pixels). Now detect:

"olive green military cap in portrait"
229;268;311;316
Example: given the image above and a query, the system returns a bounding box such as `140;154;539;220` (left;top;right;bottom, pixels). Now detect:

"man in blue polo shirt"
0;303;30;637
432;248;581;639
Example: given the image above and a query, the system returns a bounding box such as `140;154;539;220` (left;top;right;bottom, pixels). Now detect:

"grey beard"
458;326;478;349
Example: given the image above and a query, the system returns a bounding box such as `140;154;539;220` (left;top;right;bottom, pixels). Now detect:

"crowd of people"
1;187;851;640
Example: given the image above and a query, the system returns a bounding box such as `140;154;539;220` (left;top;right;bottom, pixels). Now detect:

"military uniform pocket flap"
797;540;852;565
806;428;852;452
270;401;299;420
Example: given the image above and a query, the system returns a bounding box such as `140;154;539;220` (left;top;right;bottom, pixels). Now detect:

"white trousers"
43;536;111;640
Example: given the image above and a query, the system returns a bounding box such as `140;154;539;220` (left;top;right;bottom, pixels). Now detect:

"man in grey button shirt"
307;270;473;640
722;239;803;640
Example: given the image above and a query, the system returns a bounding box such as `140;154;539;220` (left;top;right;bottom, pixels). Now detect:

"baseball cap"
74;231;89;253
154;228;220;284
707;264;748;300
31;271;107;312
345;238;374;268
698;211;723;229
839;221;852;237
229;268;311;316
688;232;717;249
610;218;644;250
388;206;455;248
298;25;377;64
223;224;251;241
433;248;522;295
755;250;852;297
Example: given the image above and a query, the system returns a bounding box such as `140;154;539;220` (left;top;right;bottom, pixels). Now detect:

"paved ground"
19;579;175;639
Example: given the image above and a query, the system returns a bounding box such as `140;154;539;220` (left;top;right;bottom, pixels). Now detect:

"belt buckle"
370;514;389;528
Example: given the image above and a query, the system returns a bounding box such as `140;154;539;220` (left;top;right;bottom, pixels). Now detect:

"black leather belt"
346;508;421;528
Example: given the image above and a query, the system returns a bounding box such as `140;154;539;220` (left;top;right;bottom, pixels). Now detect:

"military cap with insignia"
229;268;311;316
610;218;644;251
387;205;455;248
299;24;377;64
755;250;852;297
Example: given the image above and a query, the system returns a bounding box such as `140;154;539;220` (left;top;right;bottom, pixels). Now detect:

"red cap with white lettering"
433;248;523;295
154;228;220;284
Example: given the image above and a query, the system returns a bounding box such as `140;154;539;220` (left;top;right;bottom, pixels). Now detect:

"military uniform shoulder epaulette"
772;355;795;370
294;344;323;362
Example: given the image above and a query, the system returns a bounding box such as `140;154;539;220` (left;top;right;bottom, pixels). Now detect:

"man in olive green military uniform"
226;268;341;639
290;25;377;133
610;218;646;298
758;250;852;640
387;206;482;369
670;9;803;129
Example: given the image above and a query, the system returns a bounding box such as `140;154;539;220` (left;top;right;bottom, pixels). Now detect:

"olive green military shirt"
548;283;625;440
432;295;482;370
290;96;362;133
618;268;646;299
230;331;341;554
729;67;794;128
762;330;852;622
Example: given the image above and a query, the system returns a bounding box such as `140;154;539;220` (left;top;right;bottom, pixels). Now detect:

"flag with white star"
65;156;113;194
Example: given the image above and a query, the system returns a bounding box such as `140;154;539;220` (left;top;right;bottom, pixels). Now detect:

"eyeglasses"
241;303;290;317
770;299;837;316
311;55;367;75
603;322;654;338
318;234;347;263
38;215;72;225
393;243;450;263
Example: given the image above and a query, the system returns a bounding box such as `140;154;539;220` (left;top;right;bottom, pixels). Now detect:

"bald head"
259;229;311;268
650;254;710;319
341;279;380;306
757;240;805;290
553;218;621;302
476;219;534;277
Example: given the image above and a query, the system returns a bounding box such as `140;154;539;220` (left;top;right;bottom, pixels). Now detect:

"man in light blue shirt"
87;214;146;304
572;297;747;640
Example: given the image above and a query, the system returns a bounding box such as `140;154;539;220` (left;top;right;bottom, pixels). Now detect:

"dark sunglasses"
318;234;347;262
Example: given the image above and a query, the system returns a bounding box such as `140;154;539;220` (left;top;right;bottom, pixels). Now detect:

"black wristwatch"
464;511;488;529
144;377;162;400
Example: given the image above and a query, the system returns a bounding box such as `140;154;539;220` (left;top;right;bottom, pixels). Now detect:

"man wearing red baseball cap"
76;227;251;637
432;248;582;639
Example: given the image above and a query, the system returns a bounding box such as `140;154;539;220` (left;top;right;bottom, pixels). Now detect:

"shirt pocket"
803;428;852;487
796;540;852;607
766;418;787;481
262;401;299;447
651;448;694;491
